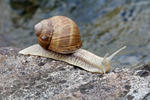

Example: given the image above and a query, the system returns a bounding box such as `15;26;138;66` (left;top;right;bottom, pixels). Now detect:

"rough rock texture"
0;47;150;100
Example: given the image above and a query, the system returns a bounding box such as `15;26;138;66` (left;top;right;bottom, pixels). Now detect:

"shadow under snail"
19;16;126;74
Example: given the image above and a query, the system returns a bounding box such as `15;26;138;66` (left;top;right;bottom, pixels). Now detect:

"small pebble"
136;70;149;77
0;53;5;63
38;62;45;66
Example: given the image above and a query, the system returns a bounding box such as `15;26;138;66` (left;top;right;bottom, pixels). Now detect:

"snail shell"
34;16;82;54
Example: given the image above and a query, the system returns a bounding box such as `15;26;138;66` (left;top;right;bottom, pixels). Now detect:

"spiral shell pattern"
34;16;82;54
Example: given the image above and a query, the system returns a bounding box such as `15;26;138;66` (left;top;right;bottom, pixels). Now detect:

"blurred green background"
0;0;150;68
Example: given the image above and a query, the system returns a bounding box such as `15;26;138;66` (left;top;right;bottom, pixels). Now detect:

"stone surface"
0;47;149;100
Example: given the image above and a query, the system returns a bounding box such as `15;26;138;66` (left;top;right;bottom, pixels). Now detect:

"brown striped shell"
34;16;82;54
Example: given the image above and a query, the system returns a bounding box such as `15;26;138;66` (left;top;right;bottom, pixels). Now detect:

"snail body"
19;16;126;74
19;44;126;73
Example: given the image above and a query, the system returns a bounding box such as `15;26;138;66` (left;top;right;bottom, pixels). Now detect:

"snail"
19;16;126;74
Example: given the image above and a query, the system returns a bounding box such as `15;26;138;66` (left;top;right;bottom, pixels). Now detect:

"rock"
0;47;149;100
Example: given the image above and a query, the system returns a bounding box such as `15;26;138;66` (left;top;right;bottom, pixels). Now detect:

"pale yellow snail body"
19;16;126;74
